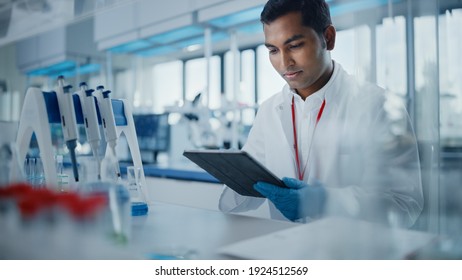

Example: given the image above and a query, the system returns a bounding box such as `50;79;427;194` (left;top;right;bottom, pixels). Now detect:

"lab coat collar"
324;60;342;107
274;60;343;162
275;60;342;114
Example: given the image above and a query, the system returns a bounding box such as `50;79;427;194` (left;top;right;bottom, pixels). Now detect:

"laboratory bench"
110;164;456;260
9;162;457;260
128;201;297;260
3;197;458;259
129;203;457;260
0;199;296;260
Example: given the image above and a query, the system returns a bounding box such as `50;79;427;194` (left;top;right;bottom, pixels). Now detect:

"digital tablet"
183;149;286;197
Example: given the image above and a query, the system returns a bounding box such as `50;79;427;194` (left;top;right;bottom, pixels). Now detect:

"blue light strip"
27;60;76;77
27;68;50;76
135;31;229;57
48;63;101;79
330;0;402;17
208;6;263;28
136;45;179;57
237;22;263;34
148;25;205;44
173;32;228;49
78;63;101;75
108;39;151;53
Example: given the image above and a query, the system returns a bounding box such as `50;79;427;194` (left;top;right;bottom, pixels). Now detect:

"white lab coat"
219;61;423;228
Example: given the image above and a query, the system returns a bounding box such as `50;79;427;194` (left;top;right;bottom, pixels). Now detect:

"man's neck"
296;61;334;101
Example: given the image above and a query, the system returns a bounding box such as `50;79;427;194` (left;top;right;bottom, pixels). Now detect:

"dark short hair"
260;0;332;35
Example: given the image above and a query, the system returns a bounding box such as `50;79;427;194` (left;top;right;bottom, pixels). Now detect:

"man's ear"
324;25;336;51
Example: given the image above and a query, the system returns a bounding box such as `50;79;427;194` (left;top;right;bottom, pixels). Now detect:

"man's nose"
281;51;295;68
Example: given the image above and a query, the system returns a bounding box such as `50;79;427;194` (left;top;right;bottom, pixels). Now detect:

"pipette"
55;76;79;182
95;85;121;180
77;82;102;179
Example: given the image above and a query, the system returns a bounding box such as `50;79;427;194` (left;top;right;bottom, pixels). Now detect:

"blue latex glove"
254;177;326;221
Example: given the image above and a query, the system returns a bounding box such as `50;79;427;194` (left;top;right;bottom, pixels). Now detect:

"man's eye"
268;49;278;54
289;43;302;49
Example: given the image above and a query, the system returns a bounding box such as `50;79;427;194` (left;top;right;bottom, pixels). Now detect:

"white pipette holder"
15;86;147;201
106;98;149;201
16;87;59;187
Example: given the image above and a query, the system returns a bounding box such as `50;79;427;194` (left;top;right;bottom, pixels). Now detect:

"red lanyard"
291;96;326;180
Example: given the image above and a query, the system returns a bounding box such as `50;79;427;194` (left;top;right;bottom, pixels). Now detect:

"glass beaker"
24;157;44;187
126;166;148;216
78;156;99;185
81;181;131;244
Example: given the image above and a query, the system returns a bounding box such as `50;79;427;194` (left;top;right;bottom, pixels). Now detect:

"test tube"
24;158;35;185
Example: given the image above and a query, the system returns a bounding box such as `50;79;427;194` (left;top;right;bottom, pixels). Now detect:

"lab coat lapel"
308;64;344;184
275;93;295;163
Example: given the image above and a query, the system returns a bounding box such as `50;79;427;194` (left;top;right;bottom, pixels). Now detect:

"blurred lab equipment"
182;92;219;149
77;155;99;185
126;166;148;216
15;87;59;187
55;154;69;191
95;86;121;180
75;82;102;179
98;93;149;202
0;121;23;186
0;182;133;258
98;149;131;243
55;76;80;183
133;113;170;164
23;157;44;187
165;93;218;165
0;142;23;187
15;80;147;196
86;153;135;242
166;92;256;164
5;77;148;253
101;146;119;183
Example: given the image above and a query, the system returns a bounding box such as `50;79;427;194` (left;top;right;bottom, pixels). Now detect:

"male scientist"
219;0;423;228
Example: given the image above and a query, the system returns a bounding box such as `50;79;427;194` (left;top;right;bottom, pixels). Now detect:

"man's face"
264;12;332;98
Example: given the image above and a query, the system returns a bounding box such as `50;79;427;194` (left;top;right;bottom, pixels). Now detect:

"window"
224;49;256;124
152;60;183;113
241;49;256;106
241;49;257;125
376;17;407;96
185;56;221;109
331;25;371;82
439;9;462;146
256;45;285;104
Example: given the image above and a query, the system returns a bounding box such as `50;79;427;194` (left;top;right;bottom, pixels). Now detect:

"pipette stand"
109;99;149;202
16;87;59;187
16;87;147;198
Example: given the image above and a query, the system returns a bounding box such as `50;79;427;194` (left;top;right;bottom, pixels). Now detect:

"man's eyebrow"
264;34;305;48
284;34;304;45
